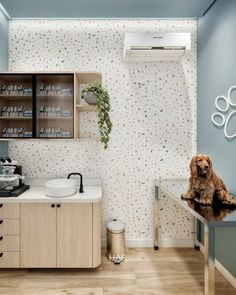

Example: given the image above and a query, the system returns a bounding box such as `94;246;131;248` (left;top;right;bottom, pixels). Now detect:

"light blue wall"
0;7;8;160
0;7;8;70
198;0;236;277
0;141;8;157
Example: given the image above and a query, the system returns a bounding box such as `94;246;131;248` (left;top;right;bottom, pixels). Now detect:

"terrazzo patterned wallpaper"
8;20;197;244
158;190;193;243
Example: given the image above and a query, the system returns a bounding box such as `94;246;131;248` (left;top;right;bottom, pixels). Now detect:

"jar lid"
107;219;125;234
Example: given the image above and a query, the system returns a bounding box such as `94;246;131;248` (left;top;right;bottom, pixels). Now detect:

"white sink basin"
45;179;77;197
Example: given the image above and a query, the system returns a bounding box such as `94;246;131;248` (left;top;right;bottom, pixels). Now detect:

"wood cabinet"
0;203;20;268
0;72;102;140
20;202;101;268
0;252;20;268
57;203;92;267
21;203;57;267
0;219;20;235
92;202;102;268
0;236;20;252
0;203;20;218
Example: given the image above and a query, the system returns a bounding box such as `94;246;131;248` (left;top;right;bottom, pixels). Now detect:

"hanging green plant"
82;82;112;149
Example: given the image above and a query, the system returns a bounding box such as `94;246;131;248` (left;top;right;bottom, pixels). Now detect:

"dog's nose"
204;165;209;169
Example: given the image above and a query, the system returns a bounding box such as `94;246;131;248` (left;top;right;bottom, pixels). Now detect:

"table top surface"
156;179;236;226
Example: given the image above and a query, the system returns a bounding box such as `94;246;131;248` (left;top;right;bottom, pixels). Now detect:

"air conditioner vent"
123;33;191;62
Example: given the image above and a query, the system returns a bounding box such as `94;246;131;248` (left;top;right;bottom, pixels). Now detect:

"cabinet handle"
57;204;61;208
0;220;3;224
0;204;3;208
0;237;3;241
0;253;3;258
51;204;55;208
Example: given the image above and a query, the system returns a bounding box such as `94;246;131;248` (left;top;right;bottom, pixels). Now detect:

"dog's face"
190;154;212;177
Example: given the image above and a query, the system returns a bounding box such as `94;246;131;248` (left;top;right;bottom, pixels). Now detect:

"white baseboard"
199;242;204;254
215;260;236;289
102;238;194;248
199;243;236;289
158;238;194;248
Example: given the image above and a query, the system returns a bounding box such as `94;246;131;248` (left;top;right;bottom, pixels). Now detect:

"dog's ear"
190;156;198;177
206;155;212;168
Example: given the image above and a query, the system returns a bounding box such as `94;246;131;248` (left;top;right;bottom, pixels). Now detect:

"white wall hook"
211;85;236;139
215;95;229;112
211;112;225;127
227;85;236;106
224;110;236;139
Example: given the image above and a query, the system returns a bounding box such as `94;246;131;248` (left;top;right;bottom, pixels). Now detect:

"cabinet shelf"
0;94;32;97
0;117;32;120
37;95;73;101
37;117;73;120
0;96;32;101
37;94;73;96
76;104;97;112
0;137;98;142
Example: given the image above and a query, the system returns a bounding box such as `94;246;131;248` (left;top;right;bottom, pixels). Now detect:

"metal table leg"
204;224;215;295
194;217;200;250
154;186;160;250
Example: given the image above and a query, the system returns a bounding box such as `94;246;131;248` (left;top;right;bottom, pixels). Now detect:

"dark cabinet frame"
0;73;74;139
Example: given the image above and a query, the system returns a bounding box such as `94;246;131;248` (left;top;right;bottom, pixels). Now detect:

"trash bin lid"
107;219;125;234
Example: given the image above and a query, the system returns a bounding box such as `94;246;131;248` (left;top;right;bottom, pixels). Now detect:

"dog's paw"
211;86;236;139
181;192;194;199
199;197;213;206
222;195;236;206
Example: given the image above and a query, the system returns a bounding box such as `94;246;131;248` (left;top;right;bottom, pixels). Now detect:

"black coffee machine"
0;157;30;197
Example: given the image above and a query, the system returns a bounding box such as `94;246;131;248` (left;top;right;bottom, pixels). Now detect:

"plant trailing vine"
82;82;112;149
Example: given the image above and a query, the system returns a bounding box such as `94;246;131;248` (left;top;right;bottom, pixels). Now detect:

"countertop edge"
0;196;102;203
0;185;102;203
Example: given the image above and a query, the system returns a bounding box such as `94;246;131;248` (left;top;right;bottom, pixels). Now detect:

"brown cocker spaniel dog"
182;154;236;206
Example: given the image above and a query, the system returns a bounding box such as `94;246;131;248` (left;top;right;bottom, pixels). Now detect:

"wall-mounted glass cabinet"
0;72;102;140
36;74;74;138
0;74;33;138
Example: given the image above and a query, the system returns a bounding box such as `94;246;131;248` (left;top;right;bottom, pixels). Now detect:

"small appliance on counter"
0;157;30;197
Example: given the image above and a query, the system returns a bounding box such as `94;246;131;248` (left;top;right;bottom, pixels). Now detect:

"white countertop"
0;178;102;203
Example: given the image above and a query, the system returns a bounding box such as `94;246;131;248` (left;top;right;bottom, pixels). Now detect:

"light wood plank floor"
0;248;235;295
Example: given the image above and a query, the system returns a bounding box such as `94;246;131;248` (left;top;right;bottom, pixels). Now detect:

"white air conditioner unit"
123;33;191;62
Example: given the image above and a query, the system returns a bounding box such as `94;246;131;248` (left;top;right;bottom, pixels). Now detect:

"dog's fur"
181;154;236;206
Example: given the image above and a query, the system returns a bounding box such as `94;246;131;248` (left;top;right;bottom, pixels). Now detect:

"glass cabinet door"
0;74;33;138
36;74;74;139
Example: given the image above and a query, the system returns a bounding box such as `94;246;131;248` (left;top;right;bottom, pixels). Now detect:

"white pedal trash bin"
106;219;126;264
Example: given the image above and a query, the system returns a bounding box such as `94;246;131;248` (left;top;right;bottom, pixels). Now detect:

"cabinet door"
35;74;74;139
93;202;101;267
0;74;33;139
21;203;57;267
57;203;92;267
0;203;20;218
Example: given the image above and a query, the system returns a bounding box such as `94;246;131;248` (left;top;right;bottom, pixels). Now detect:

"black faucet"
67;173;84;193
